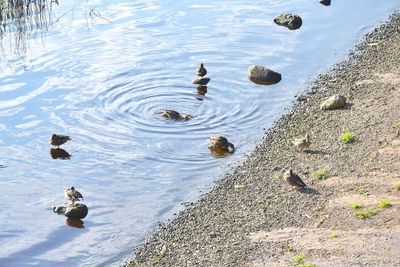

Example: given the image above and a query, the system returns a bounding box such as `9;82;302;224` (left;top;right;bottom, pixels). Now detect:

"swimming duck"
64;186;83;204
50;134;71;147
162;110;192;121
196;63;207;77
209;136;235;153
292;134;311;152
283;170;306;191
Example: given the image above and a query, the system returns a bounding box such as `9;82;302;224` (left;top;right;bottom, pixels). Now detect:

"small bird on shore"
162;110;192;121
50;134;71;148
209;136;235;153
292;135;311;152
64;186;83;205
283;170;306;191
196;63;207;77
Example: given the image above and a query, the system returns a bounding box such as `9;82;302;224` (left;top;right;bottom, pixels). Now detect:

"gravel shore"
125;11;400;267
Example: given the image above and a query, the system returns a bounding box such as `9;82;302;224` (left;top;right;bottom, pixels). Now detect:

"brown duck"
195;63;207;77
292;134;311;151
50;134;71;147
283;170;306;191
162;110;192;121
64;186;83;204
209;136;235;153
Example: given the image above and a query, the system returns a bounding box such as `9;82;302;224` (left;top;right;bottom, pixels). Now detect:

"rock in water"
320;95;346;110
319;0;331;6
192;77;210;85
248;65;282;85
273;13;302;30
53;203;88;219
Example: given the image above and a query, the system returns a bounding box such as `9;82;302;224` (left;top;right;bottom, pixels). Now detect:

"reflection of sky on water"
0;0;399;266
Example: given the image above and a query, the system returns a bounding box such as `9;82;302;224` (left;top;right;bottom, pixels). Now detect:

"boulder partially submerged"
320;95;346;110
53;203;88;219
274;13;302;30
248;65;282;85
192;77;210;85
319;0;331;6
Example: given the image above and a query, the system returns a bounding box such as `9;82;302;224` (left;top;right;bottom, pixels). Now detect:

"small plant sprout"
293;253;306;265
313;169;329;180
341;131;355;143
395;122;400;130
378;200;392;208
287;245;296;253
299;263;317;267
328;233;338;238
351;203;362;209
394;183;400;190
273;172;284;180
355;209;378;219
357;188;370;197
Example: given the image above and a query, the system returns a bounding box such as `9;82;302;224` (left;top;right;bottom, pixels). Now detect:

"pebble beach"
125;11;400;267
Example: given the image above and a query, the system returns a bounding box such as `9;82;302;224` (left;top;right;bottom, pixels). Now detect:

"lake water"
0;0;398;266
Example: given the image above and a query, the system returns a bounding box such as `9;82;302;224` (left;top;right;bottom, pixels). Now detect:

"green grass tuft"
272;172;284;180
313;169;329;180
341;131;355;143
293;253;306;265
378;200;392;208
298;264;317;267
357;188;370;197
287;245;296;253
355;209;377;219
394;183;400;190
395;122;400;129
351;203;361;209
328;233;338;238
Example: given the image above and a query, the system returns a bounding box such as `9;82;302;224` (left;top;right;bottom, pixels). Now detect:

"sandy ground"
125;12;400;267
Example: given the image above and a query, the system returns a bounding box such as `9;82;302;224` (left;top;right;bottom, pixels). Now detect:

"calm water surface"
0;0;398;266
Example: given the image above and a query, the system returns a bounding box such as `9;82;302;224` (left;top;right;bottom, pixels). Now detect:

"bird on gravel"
64;186;83;205
283;170;306;191
195;63;207;77
292;135;311;152
50;134;71;148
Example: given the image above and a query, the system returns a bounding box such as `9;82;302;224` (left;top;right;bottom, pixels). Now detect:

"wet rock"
319;0;331;6
274;13;302;30
248;65;281;85
192;77;210;85
296;95;307;102
53;203;88;219
320;95;346;110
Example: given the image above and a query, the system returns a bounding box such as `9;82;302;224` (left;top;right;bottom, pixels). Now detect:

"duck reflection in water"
195;85;208;101
50;148;71;160
65;218;85;229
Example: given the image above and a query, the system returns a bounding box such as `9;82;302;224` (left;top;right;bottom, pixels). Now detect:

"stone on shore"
319;0;331;6
274;13;303;30
53;203;88;219
320;94;346;110
192;77;210;85
248;65;282;85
